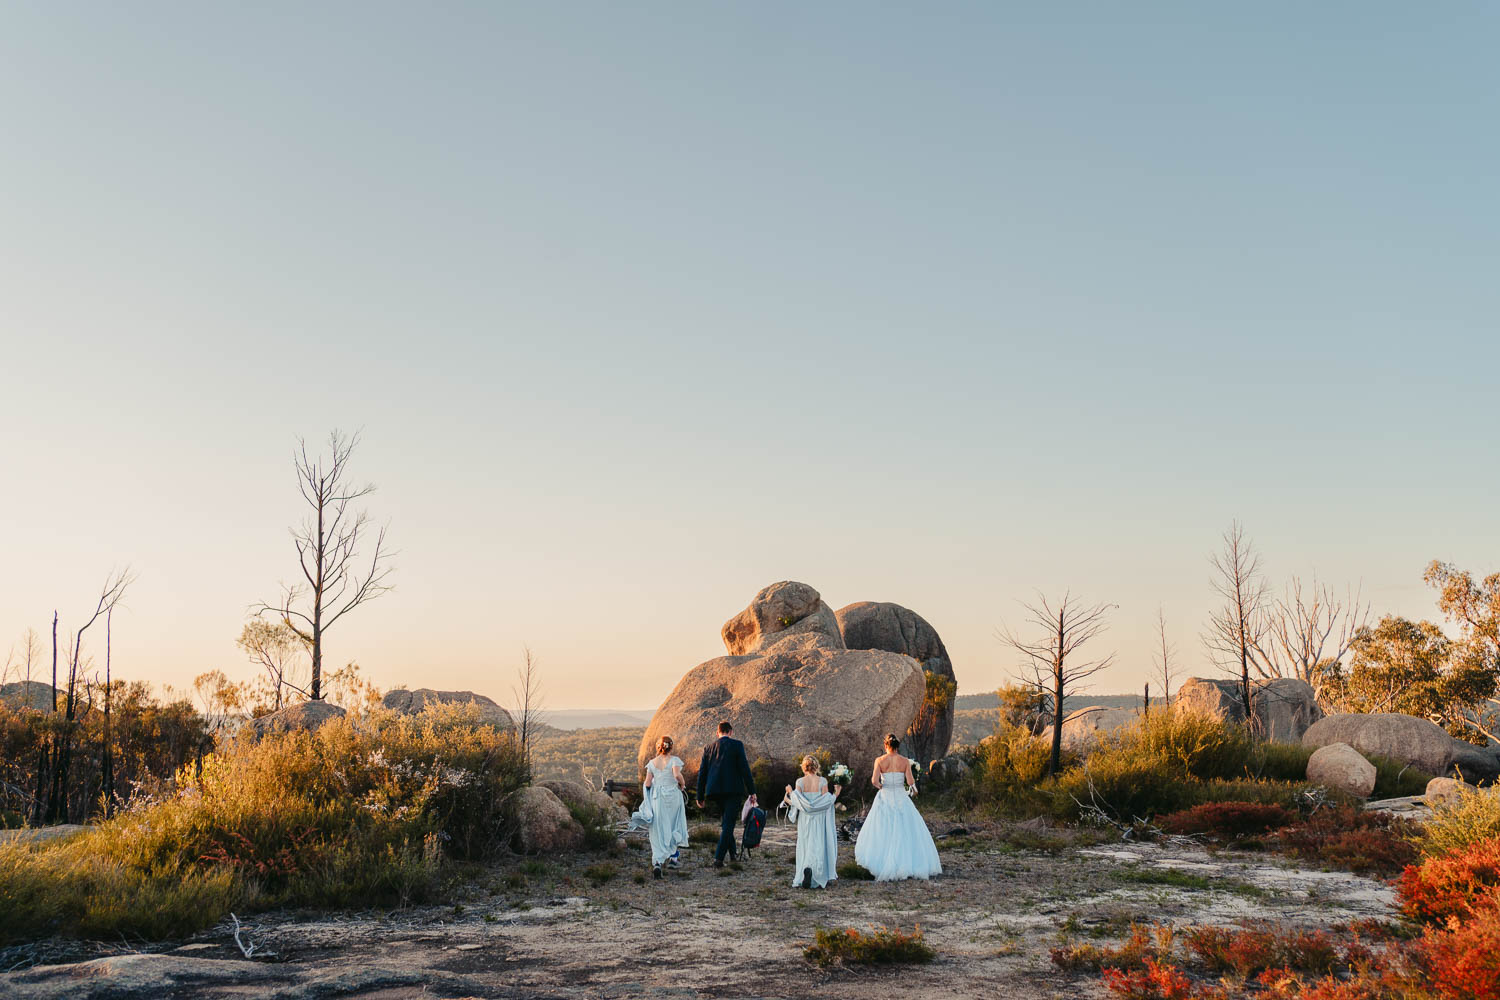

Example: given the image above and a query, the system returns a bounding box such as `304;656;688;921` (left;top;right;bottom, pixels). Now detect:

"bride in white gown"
853;733;942;881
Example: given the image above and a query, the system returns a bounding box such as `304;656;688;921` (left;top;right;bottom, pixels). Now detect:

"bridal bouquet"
827;762;852;787
908;759;924;781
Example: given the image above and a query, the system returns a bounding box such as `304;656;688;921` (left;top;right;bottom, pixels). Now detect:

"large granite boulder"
0;681;58;712
721;581;842;655
1307;742;1377;798
835;601;958;762
1039;706;1138;748
643;582;926;789
246;700;345;738
504;785;585;854
382;688;514;730
1175;676;1323;742
1302;713;1500;783
540;779;628;824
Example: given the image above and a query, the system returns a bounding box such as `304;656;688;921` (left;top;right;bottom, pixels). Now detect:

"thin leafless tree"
1255;576;1369;696
1203;521;1270;723
47;569;134;823
511;646;544;781
254;430;393;701
1153;605;1178;707
997;592;1116;777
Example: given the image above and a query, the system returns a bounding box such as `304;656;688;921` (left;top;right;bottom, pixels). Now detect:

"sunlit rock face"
641;582;925;786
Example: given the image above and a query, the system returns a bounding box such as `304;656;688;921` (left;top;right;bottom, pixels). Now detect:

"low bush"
1116;707;1256;782
1421;786;1500;858
1158;801;1295;840
961;723;1057;816
0;705;527;945
804;925;934;966
1408;907;1500;1000
1254;742;1315;782
1051;924;1172;972
1276;805;1418;875
1397;835;1500;925
1100;958;1200;999
1367;754;1436;799
1184;924;1340;979
1052;753;1189;824
837;861;874;881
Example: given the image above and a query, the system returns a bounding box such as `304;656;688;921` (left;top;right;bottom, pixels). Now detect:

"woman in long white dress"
783;755;840;889
633;736;690;879
853;733;942;881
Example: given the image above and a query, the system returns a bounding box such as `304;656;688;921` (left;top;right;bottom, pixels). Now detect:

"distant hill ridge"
955;691;1143;712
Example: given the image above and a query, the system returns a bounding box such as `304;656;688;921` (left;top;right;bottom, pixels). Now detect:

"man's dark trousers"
710;796;742;864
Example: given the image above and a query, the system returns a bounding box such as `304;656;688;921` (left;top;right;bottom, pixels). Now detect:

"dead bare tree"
47;569;134;823
254;430;393;701
1153;605;1178;707
1255;576;1369;696
997;592;1117;777
236;620;310;710
511;646;544;781
1203;521;1270;723
101;608;115;816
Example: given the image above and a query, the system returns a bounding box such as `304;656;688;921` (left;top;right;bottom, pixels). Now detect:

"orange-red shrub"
1410;908;1500;1000
1101;958;1202;999
1276;805;1418;875
1184;924;1339;978
1158;801;1295;839
1397;835;1500;925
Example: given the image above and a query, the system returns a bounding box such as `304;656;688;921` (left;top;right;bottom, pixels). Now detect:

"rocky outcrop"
540;779;628;824
721;581;842;655
381;689;514;730
1424;776;1471;809
1039;706;1138;748
0;681;58;712
835;601;958;761
1175;677;1323;742
1302;713;1500;783
505;785;585;854
246;700;346;738
1307;742;1376;798
643;582;926;787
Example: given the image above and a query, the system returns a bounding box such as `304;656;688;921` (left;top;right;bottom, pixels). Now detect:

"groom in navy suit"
695;720;757;868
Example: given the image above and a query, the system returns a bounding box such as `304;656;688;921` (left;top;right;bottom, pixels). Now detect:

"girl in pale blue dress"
853;733;942;881
632;736;690;878
783;755;841;889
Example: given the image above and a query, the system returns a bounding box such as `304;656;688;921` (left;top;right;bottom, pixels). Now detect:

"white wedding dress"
854;771;942;881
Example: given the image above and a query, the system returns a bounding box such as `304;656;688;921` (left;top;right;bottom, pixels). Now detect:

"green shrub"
837;862;875;881
804;925;934;966
1052;753;1188;823
1367;753;1436;799
1422;787;1500;858
566;802;618;851
0;705;527;945
960;724;1056;816
1254;742;1314;782
1113;706;1256;782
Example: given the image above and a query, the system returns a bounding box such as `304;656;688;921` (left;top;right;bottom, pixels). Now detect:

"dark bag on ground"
741;805;766;851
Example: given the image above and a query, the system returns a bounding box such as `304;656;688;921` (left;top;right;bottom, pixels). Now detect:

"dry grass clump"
0;704;526;945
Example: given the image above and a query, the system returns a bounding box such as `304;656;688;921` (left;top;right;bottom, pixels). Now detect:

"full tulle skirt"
854;788;942;881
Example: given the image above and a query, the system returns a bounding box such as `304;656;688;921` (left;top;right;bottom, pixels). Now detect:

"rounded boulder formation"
643;582;926;789
1174;676;1323;743
1303;713;1499;783
246;700;346;738
1307;742;1377;798
382;688;514;730
540;779;628;824
504;785;585;854
835;601;958;762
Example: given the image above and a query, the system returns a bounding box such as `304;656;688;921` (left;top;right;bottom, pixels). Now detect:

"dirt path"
1;820;1398;1000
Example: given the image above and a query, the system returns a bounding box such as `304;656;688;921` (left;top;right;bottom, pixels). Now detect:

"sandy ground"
1;818;1399;1000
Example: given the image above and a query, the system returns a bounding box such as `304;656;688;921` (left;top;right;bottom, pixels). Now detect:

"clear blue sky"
2;4;1496;709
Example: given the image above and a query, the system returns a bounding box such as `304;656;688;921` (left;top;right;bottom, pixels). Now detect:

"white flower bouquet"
827;762;852;787
908;758;924;781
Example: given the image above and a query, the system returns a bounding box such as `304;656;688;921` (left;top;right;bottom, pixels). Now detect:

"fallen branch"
229;913;257;958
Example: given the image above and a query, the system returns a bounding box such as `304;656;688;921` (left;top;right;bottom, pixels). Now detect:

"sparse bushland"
0;704;526;945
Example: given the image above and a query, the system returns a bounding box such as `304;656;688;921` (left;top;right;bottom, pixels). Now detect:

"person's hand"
784;784;792;794
696;800;705;810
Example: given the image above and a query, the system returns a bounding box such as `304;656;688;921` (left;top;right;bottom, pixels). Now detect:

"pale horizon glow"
2;5;1497;711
